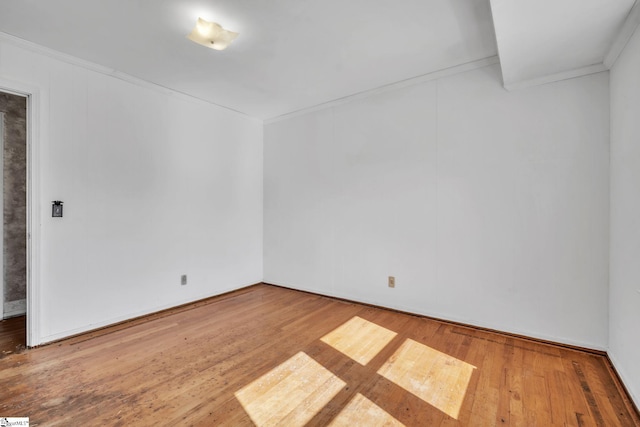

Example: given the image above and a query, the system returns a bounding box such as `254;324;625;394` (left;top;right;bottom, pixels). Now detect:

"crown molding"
1;31;500;125
604;0;640;69
504;63;608;92
264;56;500;124
0;31;260;123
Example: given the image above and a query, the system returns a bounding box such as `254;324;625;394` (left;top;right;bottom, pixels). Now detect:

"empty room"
0;0;639;426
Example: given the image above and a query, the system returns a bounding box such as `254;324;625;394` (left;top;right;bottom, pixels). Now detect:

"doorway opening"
0;90;28;355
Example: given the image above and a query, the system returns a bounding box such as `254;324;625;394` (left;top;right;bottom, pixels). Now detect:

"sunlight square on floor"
234;351;346;426
377;339;476;419
320;316;398;365
328;393;405;426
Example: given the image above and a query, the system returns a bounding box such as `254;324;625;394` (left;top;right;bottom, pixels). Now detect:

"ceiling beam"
604;0;640;69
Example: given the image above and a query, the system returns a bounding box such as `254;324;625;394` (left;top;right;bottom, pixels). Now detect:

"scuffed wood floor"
0;315;26;358
0;285;638;426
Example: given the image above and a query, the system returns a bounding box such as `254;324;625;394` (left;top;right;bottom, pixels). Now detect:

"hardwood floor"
0;315;26;357
0;285;637;426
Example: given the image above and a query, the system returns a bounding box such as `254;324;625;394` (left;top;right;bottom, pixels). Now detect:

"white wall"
610;23;640;407
264;64;610;349
0;39;263;344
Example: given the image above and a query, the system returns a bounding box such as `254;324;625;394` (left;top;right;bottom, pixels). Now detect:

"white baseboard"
4;299;26;318
263;280;608;352
608;352;640;411
37;281;260;344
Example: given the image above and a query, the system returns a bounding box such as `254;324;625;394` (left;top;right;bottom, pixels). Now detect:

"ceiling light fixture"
187;17;238;51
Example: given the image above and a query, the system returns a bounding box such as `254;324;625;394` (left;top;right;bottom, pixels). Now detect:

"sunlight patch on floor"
320;316;398;365
377;339;475;419
328;393;406;426
235;351;346;426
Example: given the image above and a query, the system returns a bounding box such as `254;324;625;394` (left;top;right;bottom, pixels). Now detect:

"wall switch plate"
181;275;187;286
52;201;63;217
388;276;395;288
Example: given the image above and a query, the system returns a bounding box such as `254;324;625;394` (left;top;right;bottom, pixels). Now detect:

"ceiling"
0;1;635;120
491;0;636;89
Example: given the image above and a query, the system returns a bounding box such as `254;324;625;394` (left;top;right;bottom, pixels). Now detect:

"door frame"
0;78;41;347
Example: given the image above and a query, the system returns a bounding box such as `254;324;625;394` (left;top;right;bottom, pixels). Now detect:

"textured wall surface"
265;66;610;350
0;40;263;344
610;18;640;407
0;91;27;304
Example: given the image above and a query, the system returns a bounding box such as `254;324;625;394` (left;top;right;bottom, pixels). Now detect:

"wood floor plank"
0;315;26;357
0;284;638;426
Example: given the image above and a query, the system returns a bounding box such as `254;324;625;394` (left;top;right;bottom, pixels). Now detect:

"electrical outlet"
388;276;395;288
181;275;187;286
